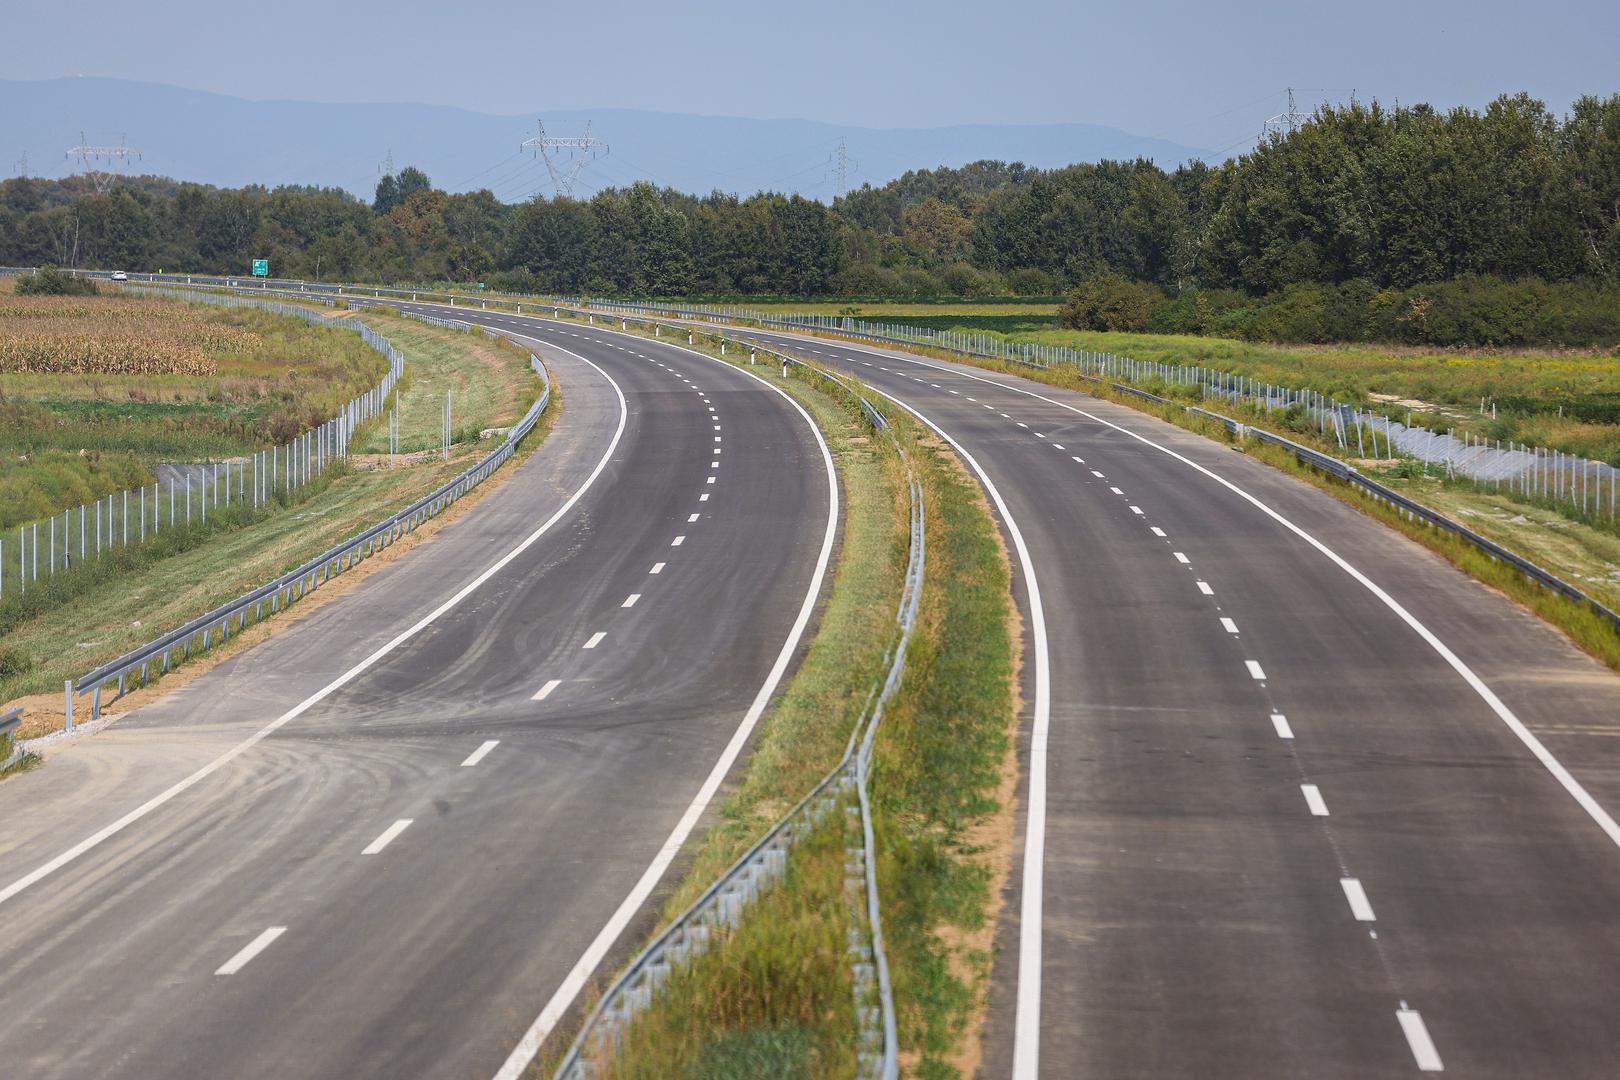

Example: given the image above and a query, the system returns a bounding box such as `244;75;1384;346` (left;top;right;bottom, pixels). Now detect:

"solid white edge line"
462;739;501;766
362;819;414;855
848;381;1051;1080
0;341;629;911
215;926;287;975
770;328;1620;853
1397;1007;1445;1071
489;322;840;1080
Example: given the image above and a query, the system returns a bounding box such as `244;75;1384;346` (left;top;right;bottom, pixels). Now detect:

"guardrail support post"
64;680;74;732
92;685;101;722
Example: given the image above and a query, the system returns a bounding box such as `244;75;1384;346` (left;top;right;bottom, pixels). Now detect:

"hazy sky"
6;0;1617;154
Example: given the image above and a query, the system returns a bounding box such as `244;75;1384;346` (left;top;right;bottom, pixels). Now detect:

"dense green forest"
3;93;1617;344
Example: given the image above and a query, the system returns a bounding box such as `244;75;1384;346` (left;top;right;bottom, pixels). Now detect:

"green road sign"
251;259;269;277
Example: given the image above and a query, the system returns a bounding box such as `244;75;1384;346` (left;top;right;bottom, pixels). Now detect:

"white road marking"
491;318;842;1080
1271;713;1294;739
699;493;709;501
1197;580;1214;595
802;329;1620;858
649;562;665;574
713;425;721;431
1246;660;1267;680
1397;1007;1444;1071
1000;412;1011;418
0;344;630;912
1174;552;1190;563
1072;456;1085;463
216;927;286;976
362;819;414;855
622;593;641;608
1017;422;1029;428
671;535;685;546
1092;470;1106;478
1109;486;1124;494
1301;784;1329;816
1035;432;1046;438
461;740;500;766
710;460;719;469
531;680;561;702
1221;617;1239;634
582;632;606;649
1150;526;1166;537
1053;444;1064;450
714;435;722;441
688;513;700;522
1341;878;1377;921
1129;506;1144;515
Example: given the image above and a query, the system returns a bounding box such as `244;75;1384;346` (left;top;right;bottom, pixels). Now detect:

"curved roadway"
712;325;1620;1079
0;320;836;1079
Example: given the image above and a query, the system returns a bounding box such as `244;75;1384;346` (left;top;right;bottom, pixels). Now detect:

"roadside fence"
0;288;405;600
63;354;549;727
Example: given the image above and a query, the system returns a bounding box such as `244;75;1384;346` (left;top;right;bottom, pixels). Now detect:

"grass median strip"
539;316;1016;1080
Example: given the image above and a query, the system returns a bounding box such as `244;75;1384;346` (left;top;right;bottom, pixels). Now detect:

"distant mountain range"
0;77;1210;202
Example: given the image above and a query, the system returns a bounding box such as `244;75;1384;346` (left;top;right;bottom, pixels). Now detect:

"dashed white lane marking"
362;819;414;855
1017;422;1029;428
1246;660;1268;680
462;740;500;766
1220;617;1239;634
671;535;686;546
710;460;720;469
0;340;631;913
1129;506;1144;515
699;493;710;502
713;425;721;431
649;562;665;574
531;680;561;702
707;476;716;484
1174;552;1191;564
966;396;976;401
714;435;722;441
1396;1007;1444;1071
930;383;942;388
216;927;287;976
1150;526;1166;537
1092;470;1105;478
1053;444;1064;450
1000;412;1011;418
622;593;641;608
582;632;606;649
1197;580;1214;595
1340;878;1377;921
1072;456;1085;463
1035;432;1046;438
1271;713;1294;739
1109;486;1124;494
1301;784;1329;816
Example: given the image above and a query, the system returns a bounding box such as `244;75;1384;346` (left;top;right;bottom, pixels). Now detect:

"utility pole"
520;120;609;198
65;133;141;194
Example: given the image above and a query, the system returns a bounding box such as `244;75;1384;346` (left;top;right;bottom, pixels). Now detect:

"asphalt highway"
0;318;836;1079
714;326;1620;1079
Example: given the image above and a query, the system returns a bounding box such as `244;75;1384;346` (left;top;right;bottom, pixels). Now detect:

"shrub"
1060;273;1163;332
16;267;100;297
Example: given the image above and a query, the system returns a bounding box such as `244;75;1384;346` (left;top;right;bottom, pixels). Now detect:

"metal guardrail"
1138;392;1620;635
67;354;552;725
551;325;915;1080
0;707;23;771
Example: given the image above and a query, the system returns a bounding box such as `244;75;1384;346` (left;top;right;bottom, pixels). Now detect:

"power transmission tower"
15;151;29;178
520;120;609;198
1261;89;1310;142
379;149;396;179
65;133;141;194
831;138;858;198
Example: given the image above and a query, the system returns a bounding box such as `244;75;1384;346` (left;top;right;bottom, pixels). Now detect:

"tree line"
2;92;1616;343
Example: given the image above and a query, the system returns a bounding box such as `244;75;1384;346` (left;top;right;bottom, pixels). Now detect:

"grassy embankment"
534;316;1017;1080
0;305;547;736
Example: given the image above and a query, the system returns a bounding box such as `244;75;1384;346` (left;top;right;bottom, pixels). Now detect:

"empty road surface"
0;319;836;1079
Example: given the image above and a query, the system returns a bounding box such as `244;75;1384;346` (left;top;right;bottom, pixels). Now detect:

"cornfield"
0;295;258;375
